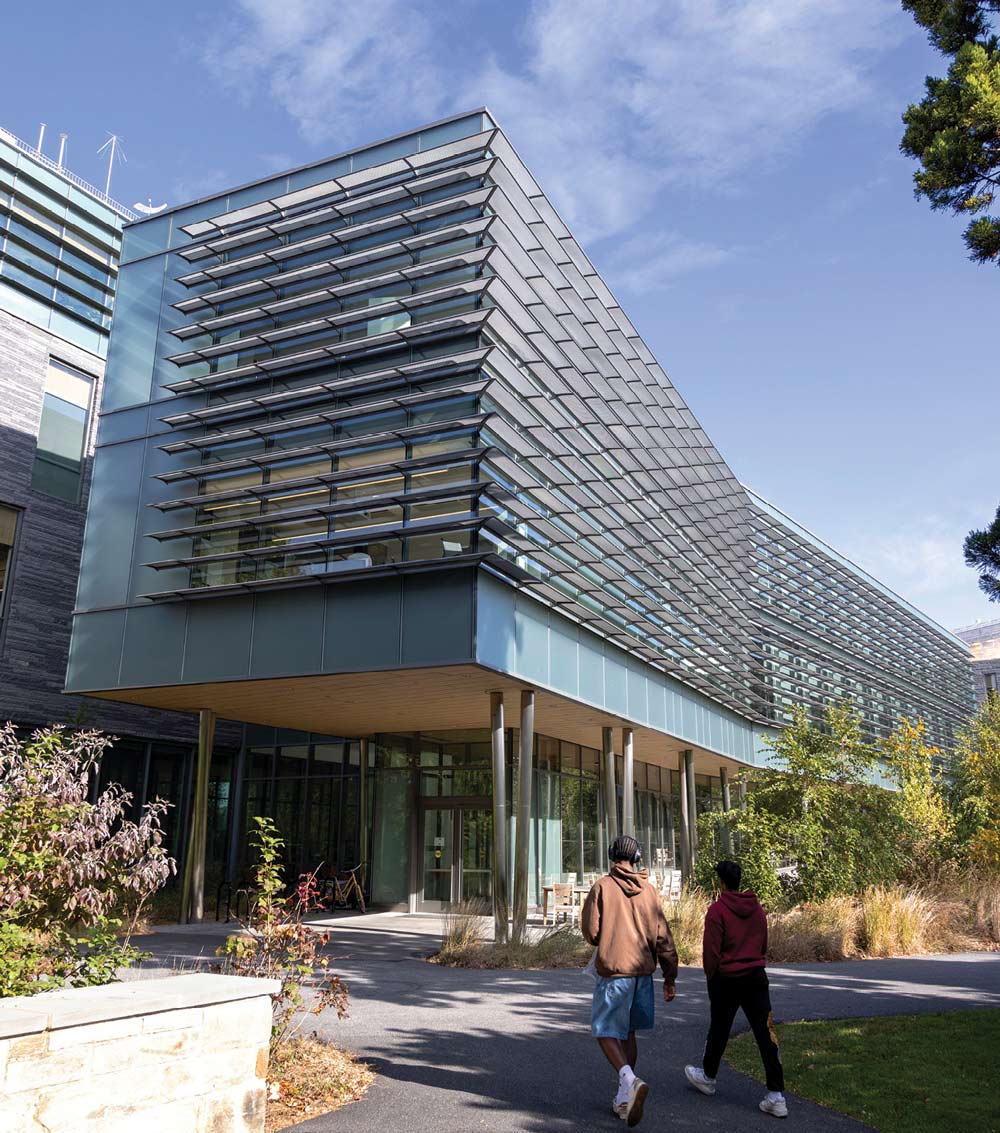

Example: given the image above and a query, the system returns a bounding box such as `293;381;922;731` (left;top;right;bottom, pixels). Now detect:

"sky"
2;0;997;633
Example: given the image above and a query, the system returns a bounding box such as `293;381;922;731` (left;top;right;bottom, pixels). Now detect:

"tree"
952;694;1000;870
965;504;1000;600
880;718;956;875
700;705;902;908
900;2;1000;264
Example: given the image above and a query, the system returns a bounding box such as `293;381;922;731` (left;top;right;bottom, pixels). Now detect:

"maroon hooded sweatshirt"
702;889;768;980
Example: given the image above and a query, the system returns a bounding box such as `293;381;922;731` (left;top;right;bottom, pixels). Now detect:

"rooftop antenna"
57;132;68;169
36;123;45;153
97;133;126;197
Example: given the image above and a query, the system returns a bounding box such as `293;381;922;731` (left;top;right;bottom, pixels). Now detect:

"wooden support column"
602;727;618;845
512;690;535;945
180;709;215;925
719;766;733;857
677;752;691;882
490;692;510;945
621;727;635;837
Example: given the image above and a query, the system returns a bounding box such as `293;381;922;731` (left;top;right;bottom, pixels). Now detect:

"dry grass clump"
768;897;860;962
433;902;590;969
966;876;1000;945
435;900;490;964
266;1036;374;1131
664;887;710;965
858;887;939;957
766;886;984;962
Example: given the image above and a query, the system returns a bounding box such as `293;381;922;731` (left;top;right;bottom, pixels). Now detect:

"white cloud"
467;0;905;244
210;0;906;268
602;230;735;292
206;0;444;147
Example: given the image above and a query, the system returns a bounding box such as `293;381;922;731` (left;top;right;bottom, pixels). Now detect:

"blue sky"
3;0;996;631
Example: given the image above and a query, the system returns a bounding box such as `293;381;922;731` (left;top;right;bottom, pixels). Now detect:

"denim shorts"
591;974;655;1039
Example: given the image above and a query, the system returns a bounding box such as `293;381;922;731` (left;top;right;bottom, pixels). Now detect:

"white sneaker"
612;1098;628;1120
623;1077;649;1127
684;1065;717;1096
759;1092;788;1118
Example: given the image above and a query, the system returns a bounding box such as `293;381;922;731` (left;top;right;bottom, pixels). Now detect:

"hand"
663;981;676;1003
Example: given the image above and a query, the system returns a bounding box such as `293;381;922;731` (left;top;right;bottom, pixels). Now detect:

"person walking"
683;859;787;1117
581;834;678;1126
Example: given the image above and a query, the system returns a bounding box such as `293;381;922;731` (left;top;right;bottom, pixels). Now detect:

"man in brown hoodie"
581;834;678;1127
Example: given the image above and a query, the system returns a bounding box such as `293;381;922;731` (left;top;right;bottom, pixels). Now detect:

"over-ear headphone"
608;834;643;863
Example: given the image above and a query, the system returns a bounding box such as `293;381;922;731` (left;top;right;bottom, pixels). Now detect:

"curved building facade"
64;110;973;911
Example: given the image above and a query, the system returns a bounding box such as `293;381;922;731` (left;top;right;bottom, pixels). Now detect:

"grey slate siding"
0;306;234;744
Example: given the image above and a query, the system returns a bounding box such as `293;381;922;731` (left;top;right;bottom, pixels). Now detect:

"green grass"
726;1009;1000;1132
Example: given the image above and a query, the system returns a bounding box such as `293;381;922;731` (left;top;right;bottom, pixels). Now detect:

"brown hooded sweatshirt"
580;863;679;982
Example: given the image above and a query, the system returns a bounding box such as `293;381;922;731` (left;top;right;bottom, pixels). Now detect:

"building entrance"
420;801;492;910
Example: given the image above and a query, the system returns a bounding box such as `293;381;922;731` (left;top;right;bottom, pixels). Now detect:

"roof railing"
0;125;137;221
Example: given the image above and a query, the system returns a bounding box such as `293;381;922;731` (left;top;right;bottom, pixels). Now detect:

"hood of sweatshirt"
609;862;649;897
718;889;761;918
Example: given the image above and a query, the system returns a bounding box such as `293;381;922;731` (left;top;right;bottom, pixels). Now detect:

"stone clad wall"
0;973;279;1133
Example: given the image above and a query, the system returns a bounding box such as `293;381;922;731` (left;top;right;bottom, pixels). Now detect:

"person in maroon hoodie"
683;860;787;1118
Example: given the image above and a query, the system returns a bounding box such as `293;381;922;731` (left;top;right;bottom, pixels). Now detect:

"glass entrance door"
420;804;492;908
422;806;454;908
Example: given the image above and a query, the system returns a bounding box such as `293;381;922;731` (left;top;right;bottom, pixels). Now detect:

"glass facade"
748;491;973;749
0;127;130;355
94;111;766;724
371;728;716;909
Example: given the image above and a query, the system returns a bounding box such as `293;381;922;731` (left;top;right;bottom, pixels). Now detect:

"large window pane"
31;359;93;502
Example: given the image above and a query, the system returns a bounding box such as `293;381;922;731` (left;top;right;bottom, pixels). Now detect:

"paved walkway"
143;917;1000;1131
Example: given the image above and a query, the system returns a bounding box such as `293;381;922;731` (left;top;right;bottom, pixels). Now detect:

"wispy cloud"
209;0;906;273
844;515;994;630
205;0;444;147
602;230;736;292
470;0;905;242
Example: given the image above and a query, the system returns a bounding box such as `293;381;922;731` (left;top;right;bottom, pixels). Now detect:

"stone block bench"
0;972;279;1133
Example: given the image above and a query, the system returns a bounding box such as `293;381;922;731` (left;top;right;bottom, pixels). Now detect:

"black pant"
703;967;784;1092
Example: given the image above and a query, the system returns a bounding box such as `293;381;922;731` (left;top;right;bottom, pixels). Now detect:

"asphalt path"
143;920;1000;1131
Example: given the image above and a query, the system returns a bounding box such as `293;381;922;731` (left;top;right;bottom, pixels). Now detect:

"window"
0;504;19;633
31;359;93;502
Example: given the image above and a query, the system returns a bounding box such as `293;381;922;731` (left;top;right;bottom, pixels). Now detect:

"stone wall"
0;973;279;1133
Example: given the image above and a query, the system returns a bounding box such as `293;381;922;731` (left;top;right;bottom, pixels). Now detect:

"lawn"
726;1009;1000;1133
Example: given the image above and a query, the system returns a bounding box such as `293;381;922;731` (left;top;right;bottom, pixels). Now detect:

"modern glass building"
0;125;244;875
63;110;974;919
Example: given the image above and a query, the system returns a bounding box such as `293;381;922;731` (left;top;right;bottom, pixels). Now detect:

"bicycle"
327;863;367;913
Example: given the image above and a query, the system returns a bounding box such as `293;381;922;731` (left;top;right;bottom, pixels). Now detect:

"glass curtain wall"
368;728;725;910
238;735;361;885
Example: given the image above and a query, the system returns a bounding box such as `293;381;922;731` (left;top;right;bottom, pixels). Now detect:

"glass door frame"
417;796;491;911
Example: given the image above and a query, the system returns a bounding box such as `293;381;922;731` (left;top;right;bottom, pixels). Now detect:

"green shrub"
0;724;174;997
218;817;349;1051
